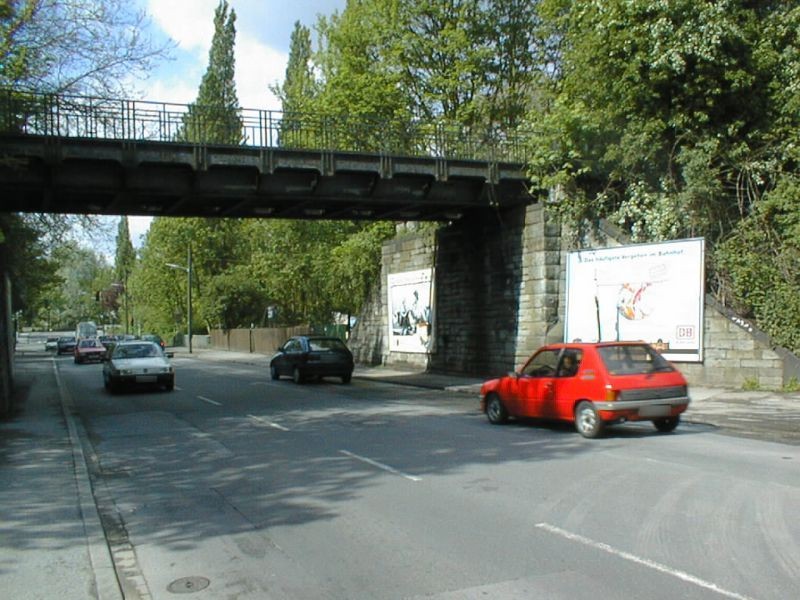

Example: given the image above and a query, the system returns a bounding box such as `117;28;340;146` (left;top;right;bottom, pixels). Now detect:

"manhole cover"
167;577;210;594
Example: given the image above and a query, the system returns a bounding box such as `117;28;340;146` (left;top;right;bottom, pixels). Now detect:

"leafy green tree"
314;0;412;152
0;0;170;95
204;267;270;329
0;213;59;326
528;0;789;241
395;0;488;126
324;222;395;317
273;21;317;115
243;220;342;324
46;245;113;329
310;0;543;154
715;177;800;352
479;0;544;131
178;0;242;144
529;0;800;350
127;218;185;339
129;217;254;336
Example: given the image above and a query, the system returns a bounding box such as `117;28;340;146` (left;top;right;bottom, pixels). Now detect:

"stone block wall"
679;296;800;388
349;226;437;369
348;204;800;388
350;204;560;376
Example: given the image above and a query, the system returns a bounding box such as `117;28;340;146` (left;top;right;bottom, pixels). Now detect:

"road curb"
53;361;125;600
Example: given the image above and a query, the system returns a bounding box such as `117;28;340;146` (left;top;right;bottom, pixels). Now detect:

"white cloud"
146;0;218;53
138;76;200;106
128;216;153;249
142;0;285;110
236;34;286;111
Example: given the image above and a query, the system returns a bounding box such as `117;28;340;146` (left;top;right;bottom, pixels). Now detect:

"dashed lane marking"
248;414;290;431
535;523;756;600
339;450;421;482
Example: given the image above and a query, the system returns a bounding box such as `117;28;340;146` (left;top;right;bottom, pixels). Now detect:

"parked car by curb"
270;336;354;384
141;334;166;350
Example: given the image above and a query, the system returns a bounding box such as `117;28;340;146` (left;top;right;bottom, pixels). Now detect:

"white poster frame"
387;268;435;354
564;238;705;362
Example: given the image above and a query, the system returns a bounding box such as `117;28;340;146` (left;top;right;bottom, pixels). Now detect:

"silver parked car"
102;341;175;393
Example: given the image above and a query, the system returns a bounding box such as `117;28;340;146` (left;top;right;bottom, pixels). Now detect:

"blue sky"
134;0;345;110
123;0;346;249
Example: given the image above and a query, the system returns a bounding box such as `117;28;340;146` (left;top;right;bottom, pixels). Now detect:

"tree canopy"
527;0;800;351
7;0;800;355
178;0;242;144
0;0;170;95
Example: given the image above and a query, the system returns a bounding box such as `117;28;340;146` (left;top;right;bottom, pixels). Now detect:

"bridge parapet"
0;89;530;163
0;89;535;220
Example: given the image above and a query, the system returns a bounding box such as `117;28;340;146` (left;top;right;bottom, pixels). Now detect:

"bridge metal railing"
0;89;530;163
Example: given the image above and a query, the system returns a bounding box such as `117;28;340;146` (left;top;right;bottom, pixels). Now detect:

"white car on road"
102;340;175;393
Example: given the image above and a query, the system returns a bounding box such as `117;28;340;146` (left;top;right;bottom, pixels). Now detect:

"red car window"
521;349;560;377
597;344;674;375
557;350;583;377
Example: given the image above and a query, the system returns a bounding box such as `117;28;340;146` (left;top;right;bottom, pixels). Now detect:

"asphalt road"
53;352;800;600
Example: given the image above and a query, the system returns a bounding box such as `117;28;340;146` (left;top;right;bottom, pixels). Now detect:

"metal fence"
0;88;530;163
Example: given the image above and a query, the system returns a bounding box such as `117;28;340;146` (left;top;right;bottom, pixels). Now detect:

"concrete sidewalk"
175;346;800;445
0;353;122;600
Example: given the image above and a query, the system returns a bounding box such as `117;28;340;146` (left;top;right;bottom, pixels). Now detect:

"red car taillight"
604;385;619;401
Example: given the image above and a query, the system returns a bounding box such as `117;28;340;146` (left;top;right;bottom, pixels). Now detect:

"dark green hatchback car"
270;336;354;384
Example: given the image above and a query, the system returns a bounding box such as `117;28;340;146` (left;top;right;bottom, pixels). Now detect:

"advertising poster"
388;268;434;353
565;238;705;362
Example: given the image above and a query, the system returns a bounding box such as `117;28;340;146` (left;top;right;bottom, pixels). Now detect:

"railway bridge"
0;89;542;415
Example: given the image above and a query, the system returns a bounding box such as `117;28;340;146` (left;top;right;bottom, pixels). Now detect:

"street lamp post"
166;246;193;353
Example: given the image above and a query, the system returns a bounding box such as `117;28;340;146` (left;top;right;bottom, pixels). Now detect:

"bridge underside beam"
0;136;535;221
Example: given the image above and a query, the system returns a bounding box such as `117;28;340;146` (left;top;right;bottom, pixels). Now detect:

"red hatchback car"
480;341;690;438
74;337;108;364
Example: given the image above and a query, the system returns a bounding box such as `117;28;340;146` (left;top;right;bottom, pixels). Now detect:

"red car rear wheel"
575;401;604;438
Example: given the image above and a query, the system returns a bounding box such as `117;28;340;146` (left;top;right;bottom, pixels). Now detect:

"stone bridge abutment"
349;203;566;376
348;205;800;388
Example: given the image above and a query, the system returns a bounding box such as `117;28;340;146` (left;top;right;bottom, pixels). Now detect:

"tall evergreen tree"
114;216;136;332
270;21;318;149
114;217;136;285
178;0;242;144
272;21;317;116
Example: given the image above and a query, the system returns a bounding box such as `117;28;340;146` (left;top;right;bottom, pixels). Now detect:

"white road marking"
535;523;755;600
248;414;290;431
339;450;421;482
197;395;221;406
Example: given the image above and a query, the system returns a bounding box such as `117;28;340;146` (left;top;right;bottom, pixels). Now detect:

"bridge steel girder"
0;135;534;221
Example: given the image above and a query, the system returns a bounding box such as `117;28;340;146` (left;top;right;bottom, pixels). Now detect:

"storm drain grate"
167;577;210;594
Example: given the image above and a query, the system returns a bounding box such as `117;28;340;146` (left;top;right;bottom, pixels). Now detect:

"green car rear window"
308;338;348;352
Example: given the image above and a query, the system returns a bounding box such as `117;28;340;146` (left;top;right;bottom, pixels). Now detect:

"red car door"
544;349;584;419
512;349;560;417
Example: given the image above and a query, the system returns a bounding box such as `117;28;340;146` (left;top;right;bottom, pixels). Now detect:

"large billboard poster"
388;268;434;354
565;238;705;362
